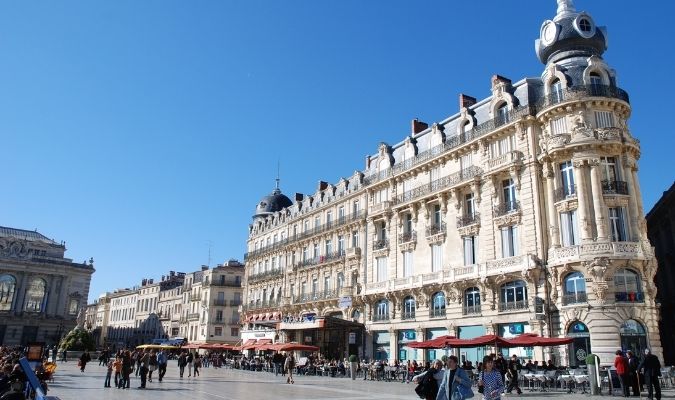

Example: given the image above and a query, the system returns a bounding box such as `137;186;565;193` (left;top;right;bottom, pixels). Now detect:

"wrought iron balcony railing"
295;250;346;270
457;212;480;228
614;292;644;303
401;311;416;320
602;180;629;195
213;299;227;306
562;292;588;306
373;239;389;251
462;304;481;315
293;290;339;303
372;314;390;322
498;300;528;312
248;268;283;283
430;308;446;318
398;231;417;244
393;166;483;205
536;84;630;109
554;185;577;202
493;201;520;217
211;280;242;287
425;222;446;237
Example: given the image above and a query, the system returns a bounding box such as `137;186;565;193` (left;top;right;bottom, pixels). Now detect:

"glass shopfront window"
373;331;390;361
398;330;417;361
426;328;449;362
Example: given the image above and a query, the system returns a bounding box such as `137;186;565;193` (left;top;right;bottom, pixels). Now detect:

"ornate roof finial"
273;160;281;194
556;0;576;19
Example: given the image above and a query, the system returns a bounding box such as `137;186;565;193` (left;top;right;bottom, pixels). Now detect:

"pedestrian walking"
178;352;187;378
506;354;522;395
478;356;505;400
193;354;201;377
187;352;194;377
138;350;149;389
112;356;122;388
284;353;295;384
349;354;359;380
157;349;167;382
627;350;641;396
638;349;662;400
614;350;630;397
120;350;133;389
104;359;113;388
79;350;91;372
147;350;157;382
435;355;474;400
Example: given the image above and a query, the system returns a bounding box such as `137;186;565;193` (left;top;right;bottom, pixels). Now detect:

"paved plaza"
46;361;675;400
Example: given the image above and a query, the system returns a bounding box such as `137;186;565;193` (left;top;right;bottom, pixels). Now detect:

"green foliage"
59;327;95;351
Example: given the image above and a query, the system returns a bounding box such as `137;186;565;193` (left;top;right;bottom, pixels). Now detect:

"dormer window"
579;18;591;32
551;79;563;102
496;103;509;125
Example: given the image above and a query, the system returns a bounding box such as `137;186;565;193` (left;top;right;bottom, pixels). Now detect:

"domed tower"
536;1;661;366
252;179;293;222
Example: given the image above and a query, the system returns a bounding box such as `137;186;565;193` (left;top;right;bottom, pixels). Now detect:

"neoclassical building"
0;226;95;346
242;0;661;366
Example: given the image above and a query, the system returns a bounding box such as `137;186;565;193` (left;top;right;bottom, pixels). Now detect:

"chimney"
459;94;477;109
141;279;147;286
201;265;209;271
318;181;328;191
161;275;165;282
411;119;428;134
148;279;153;284
294;193;304;202
491;74;512;87
170;271;175;277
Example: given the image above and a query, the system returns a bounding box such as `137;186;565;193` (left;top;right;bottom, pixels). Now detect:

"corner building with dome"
241;0;662;366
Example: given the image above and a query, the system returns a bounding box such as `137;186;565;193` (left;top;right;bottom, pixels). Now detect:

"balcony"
230;317;241;325
401;311;416;321
562;293;588;306
189;295;201;302
214;318;224;324
372;314;390;322
462;304;482;315
425;222;446;237
393;166;483;206
398;231;417;244
213;299;227;306
456;213;480;228
295;250;346;270
553;185;577;202
187;313;200;321
430;308;446;318
293;290;338;303
498;300;528;312
373;239;389;251
602;180;629;195
493;201;520;217
370;201;391;214
549;241;646;265
486;150;522;173
614;292;644;303
248;269;283;283
229;300;242;307
536;84;630;110
211;280;242;287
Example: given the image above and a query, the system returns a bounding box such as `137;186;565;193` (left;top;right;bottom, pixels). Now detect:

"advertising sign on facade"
348;332;356;344
338;296;352;309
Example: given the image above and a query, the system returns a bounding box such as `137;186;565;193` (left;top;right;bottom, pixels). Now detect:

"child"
113;356;122;388
104;359;113;388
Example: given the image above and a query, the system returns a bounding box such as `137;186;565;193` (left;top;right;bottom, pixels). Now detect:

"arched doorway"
567;321;591;367
620;319;648;356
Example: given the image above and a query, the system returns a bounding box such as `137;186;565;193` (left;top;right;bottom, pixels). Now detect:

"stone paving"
47;361;675;400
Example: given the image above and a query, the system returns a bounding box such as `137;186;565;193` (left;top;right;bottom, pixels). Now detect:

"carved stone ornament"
426;232;446;245
555;199;578;213
0;240;35;259
596;127;621;141
546;133;571;150
584;257;611;281
494;212;522;228
457;224;480;237
399;241;416;252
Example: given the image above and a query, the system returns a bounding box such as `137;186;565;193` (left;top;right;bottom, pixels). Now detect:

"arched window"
25;278;46;312
351;309;361;322
496;103;509;125
430;292;446;318
550;78;564;103
374;299;389;322
0;275;16;311
614;269;643;302
620;319;648;356
464;287;481;315
499;280;528;312
563;272;587;305
402;296;416;320
336;273;344;291
567;321;591;367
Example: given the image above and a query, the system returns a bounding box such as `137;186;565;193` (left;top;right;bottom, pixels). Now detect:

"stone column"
544;162;560;247
588;158;609;240
388;327;397;363
573;159;593;242
12;272;27;313
631;168;646;235
623;157;640;241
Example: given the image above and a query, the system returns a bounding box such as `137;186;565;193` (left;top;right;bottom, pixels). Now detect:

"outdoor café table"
573;374;589;393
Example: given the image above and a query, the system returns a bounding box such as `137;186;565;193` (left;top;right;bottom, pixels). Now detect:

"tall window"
376;187;389;204
463;236;478;266
338;206;345;223
311;279;318;295
614;269;642;295
313;243;320;259
609;207;627;242
560;161;576;196
326;211;333;227
563;272;587;304
378;221;387;241
0;275;16;311
500;281;528;311
464;287;481;314
460;153;473;171
589;72;603;94
431;244;443;272
432;204;442;226
500;225;519;258
403;213;413;234
325;239;333;255
560;210;579;246
324;276;330;292
431;292;446;317
337;235;345;254
352;230;360;248
600;156;619;182
551;116;568;135
25;278;46;312
465;193;476;218
336;273;344;291
402;296;416;319
595;111;614;128
374;300;389;321
430;166;441;183
403;251;413;277
353;200;360;215
502;178;517;210
496;103;509;125
376;257;388;282
550;78;563;102
490;135;514;158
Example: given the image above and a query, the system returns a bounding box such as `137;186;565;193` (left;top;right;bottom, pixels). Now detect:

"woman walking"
478;356;505;400
412;359;444;400
79;350;91;372
193;354;201;377
284;353;295;384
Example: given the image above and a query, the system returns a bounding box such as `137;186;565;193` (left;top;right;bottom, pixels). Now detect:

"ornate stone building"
0;226;95;346
242;0;661;365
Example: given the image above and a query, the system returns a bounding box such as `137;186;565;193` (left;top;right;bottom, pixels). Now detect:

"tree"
59;327;95;351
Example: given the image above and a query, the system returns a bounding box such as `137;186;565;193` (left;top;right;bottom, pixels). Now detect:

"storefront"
620;319;648;357
498;322;532;359
372;331;390;361
397;330;418;361
426;328;450;362
567;321;591;367
457;325;486;365
278;314;364;360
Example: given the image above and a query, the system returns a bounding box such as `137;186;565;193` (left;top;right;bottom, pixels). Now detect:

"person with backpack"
412;359;444;400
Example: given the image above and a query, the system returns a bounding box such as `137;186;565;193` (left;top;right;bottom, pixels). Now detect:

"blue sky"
2;1;674;302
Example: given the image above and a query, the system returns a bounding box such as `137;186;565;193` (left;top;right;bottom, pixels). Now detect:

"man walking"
138;350;149;389
638;349;662;400
627;350;640;396
178;351;187;378
349;353;359;380
273;352;283;376
506;354;523;394
157;349;168;382
186;352;194;377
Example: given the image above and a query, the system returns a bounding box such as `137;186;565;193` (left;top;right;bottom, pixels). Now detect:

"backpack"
415;368;438;399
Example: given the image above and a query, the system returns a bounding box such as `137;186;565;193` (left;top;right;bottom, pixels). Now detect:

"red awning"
505;334;573;347
253;339;273;350
408;335;459;349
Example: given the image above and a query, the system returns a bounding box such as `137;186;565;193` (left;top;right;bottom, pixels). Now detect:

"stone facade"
242;0;661;366
0;226;94;346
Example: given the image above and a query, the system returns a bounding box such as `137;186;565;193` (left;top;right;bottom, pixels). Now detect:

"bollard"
585;354;601;395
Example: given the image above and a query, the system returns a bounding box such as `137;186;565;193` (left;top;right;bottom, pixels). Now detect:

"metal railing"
398;231;416;244
244;299;281;311
462;304;482;315
248;269;283;283
554;185;577;202
498;300;528;312
213;299;227;306
602;180;629;195
230;300;242;307
393;166;483;205
373;238;389;251
187;313;200;320
536;84;630;109
244;210;365;260
457;212;480;228
372;314;390;322
614;292;644;303
425;222;446;237
294;250;346;270
401;311;416;320
562;292;588;306
493;201;520;217
293;290;338;303
430;308;446;318
211;280;242;287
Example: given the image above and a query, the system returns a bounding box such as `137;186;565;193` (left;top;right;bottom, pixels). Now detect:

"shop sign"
338;296;352;309
348;332;356;344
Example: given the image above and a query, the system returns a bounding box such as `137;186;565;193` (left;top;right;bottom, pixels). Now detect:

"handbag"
477;372;484;394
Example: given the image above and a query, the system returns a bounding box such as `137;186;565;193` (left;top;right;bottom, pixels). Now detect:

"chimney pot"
459;94;477;109
411;118;429;134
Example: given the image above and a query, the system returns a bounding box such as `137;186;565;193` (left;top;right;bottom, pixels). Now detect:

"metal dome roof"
253;188;293;218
